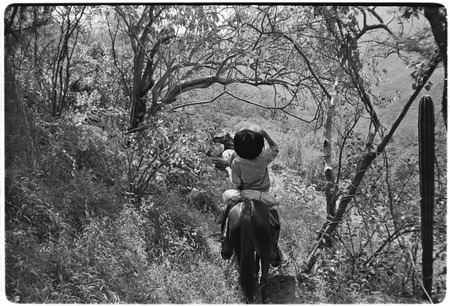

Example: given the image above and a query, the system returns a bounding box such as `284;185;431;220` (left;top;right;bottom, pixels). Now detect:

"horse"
227;199;273;303
208;132;236;178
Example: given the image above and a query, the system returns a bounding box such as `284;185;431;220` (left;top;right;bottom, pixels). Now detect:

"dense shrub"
281;131;323;187
5;78;446;303
5;108;245;303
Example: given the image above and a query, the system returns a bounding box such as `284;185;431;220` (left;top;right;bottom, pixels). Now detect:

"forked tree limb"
149;74;298;115
300;55;440;275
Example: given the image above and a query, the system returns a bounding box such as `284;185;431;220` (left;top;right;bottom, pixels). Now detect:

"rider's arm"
260;129;277;148
260;129;279;158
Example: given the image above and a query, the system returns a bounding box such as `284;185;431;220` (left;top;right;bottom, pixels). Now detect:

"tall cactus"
418;95;434;299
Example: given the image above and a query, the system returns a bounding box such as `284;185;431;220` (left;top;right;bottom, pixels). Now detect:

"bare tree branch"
169;90;317;123
300;53;440;275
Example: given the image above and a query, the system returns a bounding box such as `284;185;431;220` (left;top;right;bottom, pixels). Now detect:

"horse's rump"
228;200;272;303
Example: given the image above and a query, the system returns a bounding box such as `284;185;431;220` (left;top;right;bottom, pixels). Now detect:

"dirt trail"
264;268;303;304
208;234;304;304
206;149;309;303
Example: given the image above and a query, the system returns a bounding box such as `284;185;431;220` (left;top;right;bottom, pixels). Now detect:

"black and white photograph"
2;3;447;304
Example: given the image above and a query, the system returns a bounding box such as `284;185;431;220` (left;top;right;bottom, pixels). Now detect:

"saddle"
222;200;280;240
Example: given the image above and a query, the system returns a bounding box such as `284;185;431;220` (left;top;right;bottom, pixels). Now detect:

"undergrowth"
5;112;242;303
5;98;446;303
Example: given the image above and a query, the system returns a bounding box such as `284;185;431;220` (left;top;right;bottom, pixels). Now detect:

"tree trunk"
300;55;440;276
4;57;37;171
302;151;377;274
130;93;147;129
316;78;339;248
323;78;339;217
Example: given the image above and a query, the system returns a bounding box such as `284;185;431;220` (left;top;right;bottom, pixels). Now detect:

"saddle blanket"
222;189;279;207
222;189;280;230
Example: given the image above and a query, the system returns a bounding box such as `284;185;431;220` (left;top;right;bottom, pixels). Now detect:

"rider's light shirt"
231;145;279;192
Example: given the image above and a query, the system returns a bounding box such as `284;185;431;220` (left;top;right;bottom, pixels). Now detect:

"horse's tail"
240;200;255;303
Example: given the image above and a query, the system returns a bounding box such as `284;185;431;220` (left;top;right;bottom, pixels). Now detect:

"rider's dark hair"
233;129;264;159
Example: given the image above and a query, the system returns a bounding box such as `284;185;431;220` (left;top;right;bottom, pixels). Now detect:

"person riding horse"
220;128;282;267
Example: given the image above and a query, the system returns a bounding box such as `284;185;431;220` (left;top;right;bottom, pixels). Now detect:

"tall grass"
5;113;244;303
5;82;446;303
